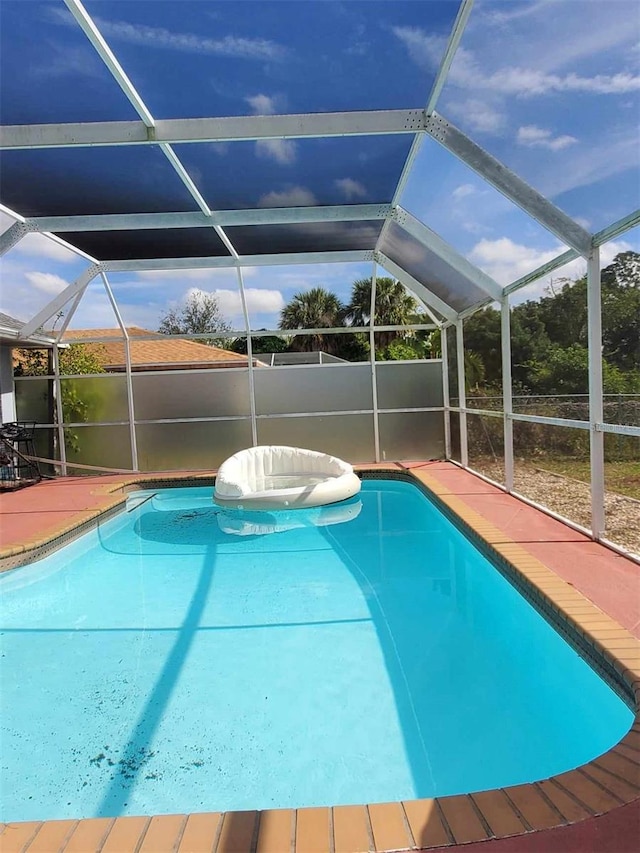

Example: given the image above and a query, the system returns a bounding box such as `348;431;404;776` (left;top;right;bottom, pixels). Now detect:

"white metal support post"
101;273;138;471
441;326;451;458
52;343;67;476
456;320;468;467
501;296;514;491
587;247;605;539
369;263;381;462
237;268;258;446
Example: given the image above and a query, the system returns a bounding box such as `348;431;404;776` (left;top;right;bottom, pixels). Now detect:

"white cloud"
447;98;506;134
186;286;284;320
488;68;640;97
255;138;297;165
483;1;554;26
452;184;476;200
68;293;162;331
245;94;297;164
335;178;367;200
392;27;447;73
258;186;318;207
517;125;578;151
208;142;230;157
24;272;69;294
534;128;639;197
246;94;277;115
50;8;287;62
13;233;80;263
469;238;566;285
468;237;634;294
393;27;640;98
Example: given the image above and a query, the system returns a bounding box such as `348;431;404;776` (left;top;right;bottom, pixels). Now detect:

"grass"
527;458;640;500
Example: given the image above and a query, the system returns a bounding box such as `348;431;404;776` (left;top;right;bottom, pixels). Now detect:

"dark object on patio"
0;422;41;490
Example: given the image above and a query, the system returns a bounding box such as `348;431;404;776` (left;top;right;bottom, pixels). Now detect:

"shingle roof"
0;312;57;347
63;327;251;370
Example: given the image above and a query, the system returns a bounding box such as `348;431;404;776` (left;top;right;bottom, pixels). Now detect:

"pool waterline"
1;476;636;816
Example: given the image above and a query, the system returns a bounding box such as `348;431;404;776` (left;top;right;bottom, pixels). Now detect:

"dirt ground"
467;459;640;556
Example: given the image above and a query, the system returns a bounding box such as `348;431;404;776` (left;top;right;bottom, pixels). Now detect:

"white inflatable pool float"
214;445;361;510
216;499;362;536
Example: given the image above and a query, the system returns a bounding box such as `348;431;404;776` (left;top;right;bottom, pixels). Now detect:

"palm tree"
344;277;418;348
279;287;345;353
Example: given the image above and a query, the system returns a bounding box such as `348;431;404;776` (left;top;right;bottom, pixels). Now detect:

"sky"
0;0;638;332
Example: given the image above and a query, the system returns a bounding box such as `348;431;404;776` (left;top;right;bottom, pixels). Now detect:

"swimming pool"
0;477;633;823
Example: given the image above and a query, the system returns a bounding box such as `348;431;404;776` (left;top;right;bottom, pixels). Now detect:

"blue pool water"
0;479;632;822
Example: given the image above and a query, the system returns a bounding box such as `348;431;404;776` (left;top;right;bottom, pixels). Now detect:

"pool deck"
1;461;639;853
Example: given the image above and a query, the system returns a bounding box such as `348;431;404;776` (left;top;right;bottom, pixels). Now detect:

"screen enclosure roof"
1;0;638;331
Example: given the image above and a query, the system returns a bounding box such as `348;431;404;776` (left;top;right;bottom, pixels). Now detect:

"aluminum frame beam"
102;250;372;272
425;113;592;256
383;0;475;219
592;209;640;247
63;0;241;259
503;248;578;297
26;205;392;233
63;0;154;127
0;110;425;151
425;0;475;115
20;264;100;339
0;204;99;262
375;253;457;322
0;222;27;257
393;207;503;301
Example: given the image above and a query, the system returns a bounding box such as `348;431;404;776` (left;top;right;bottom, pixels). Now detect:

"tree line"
15;252;639;399
157;251;639;394
461;251;639;395
160;277;432;362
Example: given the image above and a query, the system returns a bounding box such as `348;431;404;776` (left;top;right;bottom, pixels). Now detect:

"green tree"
14;344;106;454
376;338;427;361
230;334;289;355
158;289;231;345
279;287;345;354
462;308;502;384
344;277;418;349
14;344;105;377
601;251;640;372
527;344;638;395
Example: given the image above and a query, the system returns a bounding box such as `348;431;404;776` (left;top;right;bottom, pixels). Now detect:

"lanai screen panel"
0;1;138;124
0;147;200;218
80;0;458;117
379;222;488;313
226;221;382;256
58;228;231;261
0;0;461;261
173;137;414;212
428;0;640;232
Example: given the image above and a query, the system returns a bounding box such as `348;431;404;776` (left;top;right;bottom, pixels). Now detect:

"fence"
14;359;446;473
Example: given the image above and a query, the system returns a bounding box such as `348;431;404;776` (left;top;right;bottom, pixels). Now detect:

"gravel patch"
467;459;640;557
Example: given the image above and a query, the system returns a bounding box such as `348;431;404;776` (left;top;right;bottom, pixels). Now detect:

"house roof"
63;327;253;371
0;312;57;348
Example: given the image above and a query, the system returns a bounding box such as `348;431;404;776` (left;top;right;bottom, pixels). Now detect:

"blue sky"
1;0;638;331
